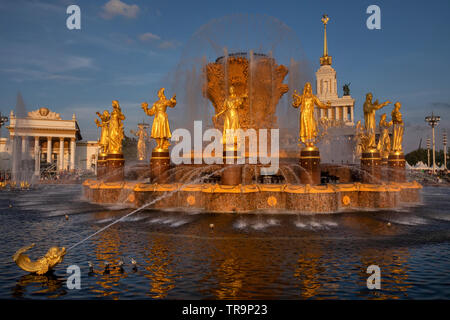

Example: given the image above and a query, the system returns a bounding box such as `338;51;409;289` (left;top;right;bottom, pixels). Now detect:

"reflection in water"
143;237;176;299
92;222;127;299
358;247;411;299
0;185;449;299
12;272;66;298
294;249;325;299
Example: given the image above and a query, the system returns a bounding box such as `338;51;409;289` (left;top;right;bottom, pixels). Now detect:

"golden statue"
377;113;392;159
95;110;110;155
363;93;391;151
292;82;331;148
108;100;126;154
355;120;364;159
130;123;149;161
391;102;404;153
142;88;176;152
13;243;66;275
212;86;247;149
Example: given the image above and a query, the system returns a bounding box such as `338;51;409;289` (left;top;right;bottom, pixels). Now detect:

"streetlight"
425;112;441;174
426;137;431;168
443;132;447;172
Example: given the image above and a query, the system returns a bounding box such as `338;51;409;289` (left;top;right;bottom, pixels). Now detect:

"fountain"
82;15;422;214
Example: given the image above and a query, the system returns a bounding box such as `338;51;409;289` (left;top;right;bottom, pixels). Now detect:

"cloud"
1;68;89;82
158;40;181;49
100;0;139;19
139;32;160;42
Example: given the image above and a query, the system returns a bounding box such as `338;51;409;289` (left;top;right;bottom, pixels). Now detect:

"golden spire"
320;14;332;66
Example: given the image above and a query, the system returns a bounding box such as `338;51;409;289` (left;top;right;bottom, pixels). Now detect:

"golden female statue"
95;110;110;155
377;113;392;159
391;102;404;153
355;120;364;159
130;123;149;161
108;100;126;154
212;86;246;148
363;93;391;151
141;88;176;152
292;82;331;148
13;243;66;275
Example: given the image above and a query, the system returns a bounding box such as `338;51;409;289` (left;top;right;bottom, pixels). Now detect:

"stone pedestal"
97;154;108;180
299;147;320;185
388;152;406;182
107;153;125;182
150;150;171;183
361;151;381;183
221;150;242;185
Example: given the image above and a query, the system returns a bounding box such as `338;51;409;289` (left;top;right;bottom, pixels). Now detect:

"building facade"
0;107;98;176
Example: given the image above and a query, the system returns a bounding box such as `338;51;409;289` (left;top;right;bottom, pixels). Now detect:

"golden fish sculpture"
13;243;66;275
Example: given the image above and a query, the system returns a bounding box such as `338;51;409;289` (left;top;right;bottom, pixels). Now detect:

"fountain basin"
82;180;422;213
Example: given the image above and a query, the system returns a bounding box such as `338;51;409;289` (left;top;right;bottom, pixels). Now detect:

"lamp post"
443;132;447;172
426;137;431;168
425;113;440;175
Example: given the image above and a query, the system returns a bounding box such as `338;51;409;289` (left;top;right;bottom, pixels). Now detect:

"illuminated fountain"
82;15;422;213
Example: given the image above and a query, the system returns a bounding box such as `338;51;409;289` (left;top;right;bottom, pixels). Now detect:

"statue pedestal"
150;150;171;183
361;151;381;183
97;154;108;180
221;150;242;185
106;153;125;182
299;147;320;185
388;152;406;182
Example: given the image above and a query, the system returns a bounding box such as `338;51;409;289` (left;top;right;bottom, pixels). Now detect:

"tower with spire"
315;14;355;126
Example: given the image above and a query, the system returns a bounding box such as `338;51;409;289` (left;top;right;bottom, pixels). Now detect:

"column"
34;136;40;176
350;106;354;123
327;108;332;119
59;137;64;171
47;137;52;163
70;138;75;171
21;136;26;154
343;106;348;122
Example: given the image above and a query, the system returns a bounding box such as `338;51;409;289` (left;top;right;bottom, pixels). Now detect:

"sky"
0;0;449;153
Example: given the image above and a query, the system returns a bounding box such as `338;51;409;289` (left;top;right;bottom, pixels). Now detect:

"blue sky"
0;0;449;152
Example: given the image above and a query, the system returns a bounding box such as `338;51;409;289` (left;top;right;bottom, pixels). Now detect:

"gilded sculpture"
141;88;176;152
108;100;126;154
212;86;247;149
363;93;391;152
95;110;110;155
377;113;392;159
205;54;288;131
13;243;66;275
355;120;365;159
130;123;149;161
292;82;331;149
391;102;404;153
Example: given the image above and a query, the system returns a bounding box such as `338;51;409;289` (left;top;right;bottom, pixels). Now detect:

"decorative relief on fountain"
204;54;289;131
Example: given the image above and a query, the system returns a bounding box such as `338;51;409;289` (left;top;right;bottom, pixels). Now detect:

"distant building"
314;16;356;163
0;107;98;175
